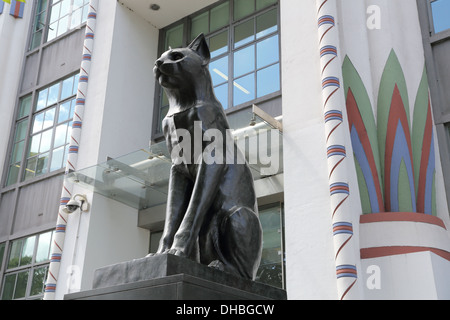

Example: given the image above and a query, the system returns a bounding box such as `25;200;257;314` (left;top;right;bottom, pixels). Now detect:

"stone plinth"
64;254;287;300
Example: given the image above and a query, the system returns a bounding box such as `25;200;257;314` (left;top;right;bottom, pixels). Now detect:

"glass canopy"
65;115;283;210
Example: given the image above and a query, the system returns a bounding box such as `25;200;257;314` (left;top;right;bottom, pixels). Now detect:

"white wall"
280;0;339;300
56;1;159;298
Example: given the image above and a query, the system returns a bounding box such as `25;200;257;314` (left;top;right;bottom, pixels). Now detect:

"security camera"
62;194;89;214
65;199;81;213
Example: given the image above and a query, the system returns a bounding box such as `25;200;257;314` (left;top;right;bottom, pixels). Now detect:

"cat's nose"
155;59;163;68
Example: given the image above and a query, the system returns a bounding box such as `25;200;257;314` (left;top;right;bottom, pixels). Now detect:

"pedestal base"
64;254;287;300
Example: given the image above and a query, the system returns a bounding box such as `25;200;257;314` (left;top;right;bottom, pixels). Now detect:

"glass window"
5;74;78;186
156;0;280;133
47;0;89;42
431;0;450;33
209;30;228;58
6;96;32;186
256;205;285;289
29;0;48;51
0;243;5;268
1;231;54;300
190;1;230;41
149;231;163;254
165;24;184;49
234;0;255;20
23;74;78;182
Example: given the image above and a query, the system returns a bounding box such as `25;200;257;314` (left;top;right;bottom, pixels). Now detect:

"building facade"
0;0;449;300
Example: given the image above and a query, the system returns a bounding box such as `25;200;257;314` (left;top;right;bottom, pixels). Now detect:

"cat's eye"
171;52;184;61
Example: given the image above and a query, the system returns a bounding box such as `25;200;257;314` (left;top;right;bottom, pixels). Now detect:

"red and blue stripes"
10;0;25;18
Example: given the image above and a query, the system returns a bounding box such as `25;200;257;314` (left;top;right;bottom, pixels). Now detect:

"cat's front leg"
154;165;193;255
170;162;224;257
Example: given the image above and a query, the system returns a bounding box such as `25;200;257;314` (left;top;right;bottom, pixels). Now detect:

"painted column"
43;0;98;300
338;0;450;298
316;0;362;300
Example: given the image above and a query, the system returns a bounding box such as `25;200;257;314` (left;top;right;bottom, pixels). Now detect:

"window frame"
255;202;286;289
28;0;90;53
0;230;55;300
152;0;281;140
3;73;79;188
429;0;450;36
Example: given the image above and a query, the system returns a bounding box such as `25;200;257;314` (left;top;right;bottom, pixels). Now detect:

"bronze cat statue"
151;33;262;280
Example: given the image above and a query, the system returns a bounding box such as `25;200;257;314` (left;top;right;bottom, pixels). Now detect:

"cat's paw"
208;260;225;271
167;248;187;258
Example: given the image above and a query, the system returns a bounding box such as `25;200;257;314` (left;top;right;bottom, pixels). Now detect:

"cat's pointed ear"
188;33;211;66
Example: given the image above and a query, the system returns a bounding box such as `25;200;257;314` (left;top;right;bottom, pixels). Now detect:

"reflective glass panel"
8;240;22;269
30;266;47;296
234;0;254;20
256;0;277;10
58;101;71;123
60;0;70;16
0;243;5;268
49;2;60;23
257;35;279;69
61;77;74;100
54;123;68;148
57;15;69;37
40;130;53;153
214;83;229;109
2;274;16;300
15;120;29;142
24;157;38;180
431;0;450;33
43;108;55;130
36;232;52;263
48;22;57;41
165;24;184;49
256;206;283;288
209;30;228;58
210;1;229;31
51;146;65;171
256;8;277;38
234;45;255;77
191;11;209;40
13;270;29;299
11;141;24;164
71;8;83;29
47;83;59;107
19;236;36;267
234;19;254;48
210;56;229;86
36;153;49;175
18;96;32;119
257;63;280;97
29;134;41;156
233;73;255;106
37;89;48;111
6;164;21;186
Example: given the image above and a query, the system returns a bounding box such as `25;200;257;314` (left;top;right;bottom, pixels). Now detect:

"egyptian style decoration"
151;33;263;280
0;0;26;18
44;0;98;300
343;50;436;216
317;0;360;300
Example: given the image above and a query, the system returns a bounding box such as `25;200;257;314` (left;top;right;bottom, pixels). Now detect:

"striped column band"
43;0;98;300
316;0;361;300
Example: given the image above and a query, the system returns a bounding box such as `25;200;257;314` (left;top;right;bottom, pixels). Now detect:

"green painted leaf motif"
377;49;410;178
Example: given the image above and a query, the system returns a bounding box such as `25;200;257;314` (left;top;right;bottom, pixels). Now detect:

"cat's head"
154;33;211;91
